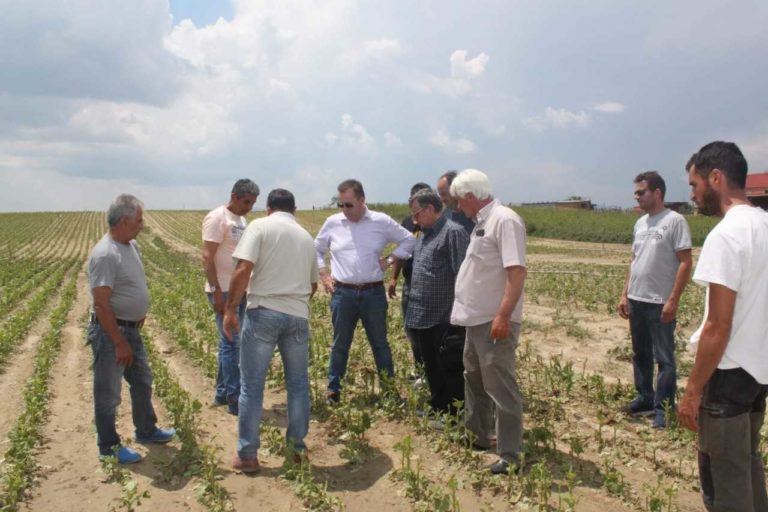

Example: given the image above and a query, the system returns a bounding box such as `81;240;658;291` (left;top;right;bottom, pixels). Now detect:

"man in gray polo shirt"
618;171;692;428
87;194;175;464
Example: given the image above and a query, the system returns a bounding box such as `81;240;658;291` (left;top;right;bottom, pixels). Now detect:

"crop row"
0;258;79;368
0;266;79;511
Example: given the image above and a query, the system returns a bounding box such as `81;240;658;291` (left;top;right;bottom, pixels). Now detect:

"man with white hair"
87;194;175;464
450;170;528;475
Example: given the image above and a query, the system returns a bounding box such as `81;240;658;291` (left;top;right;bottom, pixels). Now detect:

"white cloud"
450;50;489;80
430;129;477;154
326;114;377;153
339;38;404;72
593;101;625;113
523;107;590;132
410;49;489;98
384;131;403;148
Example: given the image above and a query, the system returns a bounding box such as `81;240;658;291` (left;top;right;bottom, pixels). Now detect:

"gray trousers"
698;368;768;512
463;321;522;462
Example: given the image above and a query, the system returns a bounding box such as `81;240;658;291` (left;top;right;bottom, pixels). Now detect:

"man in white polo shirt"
679;141;768;511
450;169;527;475
223;189;319;474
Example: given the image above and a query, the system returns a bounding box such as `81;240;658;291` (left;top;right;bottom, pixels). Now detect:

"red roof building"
746;172;768;209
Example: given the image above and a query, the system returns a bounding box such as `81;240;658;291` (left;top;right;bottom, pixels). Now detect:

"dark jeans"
699;368;768;512
411;323;465;414
88;323;157;455
208;292;246;404
327;285;394;394
401;280;423;368
628;299;677;416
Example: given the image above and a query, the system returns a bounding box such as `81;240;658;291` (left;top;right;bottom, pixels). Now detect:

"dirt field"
0;210;744;511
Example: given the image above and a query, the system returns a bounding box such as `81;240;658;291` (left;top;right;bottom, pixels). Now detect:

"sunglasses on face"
337;202;355;209
634;188;650;197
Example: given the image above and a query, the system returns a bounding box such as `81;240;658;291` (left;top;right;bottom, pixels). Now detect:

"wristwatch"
210;284;221;292
386;255;396;265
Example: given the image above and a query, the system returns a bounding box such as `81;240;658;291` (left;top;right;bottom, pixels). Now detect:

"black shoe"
621;399;654;417
228;400;239;416
490;458;521;475
212;396;227;407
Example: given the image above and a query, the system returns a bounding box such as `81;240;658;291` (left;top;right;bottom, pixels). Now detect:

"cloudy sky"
1;0;767;212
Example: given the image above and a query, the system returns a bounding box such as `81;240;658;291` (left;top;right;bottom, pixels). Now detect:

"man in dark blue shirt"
405;189;470;415
437;171;475;235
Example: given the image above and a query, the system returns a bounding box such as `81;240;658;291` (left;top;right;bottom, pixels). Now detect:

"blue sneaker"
135;427;176;444
100;446;142;464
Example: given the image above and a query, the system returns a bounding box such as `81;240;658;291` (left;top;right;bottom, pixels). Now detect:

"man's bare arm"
92;286;134;366
661;249;692;323
678;283;737;432
490;265;527;340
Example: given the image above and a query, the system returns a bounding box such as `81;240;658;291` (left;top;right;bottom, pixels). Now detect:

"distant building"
746;172;768;209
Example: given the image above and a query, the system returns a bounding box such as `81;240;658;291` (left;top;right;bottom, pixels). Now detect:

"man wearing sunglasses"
315;179;416;403
618;171;692;429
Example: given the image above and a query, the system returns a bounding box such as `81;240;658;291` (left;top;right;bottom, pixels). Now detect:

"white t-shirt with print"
690;205;768;383
202;205;247;293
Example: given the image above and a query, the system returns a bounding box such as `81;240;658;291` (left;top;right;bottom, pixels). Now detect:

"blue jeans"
628;299;677;416
208;292;246;404
88;323;157;456
327;285;394;394
237;307;310;459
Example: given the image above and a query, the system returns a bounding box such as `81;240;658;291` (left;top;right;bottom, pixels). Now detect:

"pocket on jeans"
294;319;309;345
703;368;761;418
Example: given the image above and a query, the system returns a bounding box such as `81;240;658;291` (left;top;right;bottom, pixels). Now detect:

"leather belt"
334;280;384;291
90;313;145;329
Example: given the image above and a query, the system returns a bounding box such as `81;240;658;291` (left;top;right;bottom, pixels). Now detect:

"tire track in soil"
26;268;205;512
145;323;305;511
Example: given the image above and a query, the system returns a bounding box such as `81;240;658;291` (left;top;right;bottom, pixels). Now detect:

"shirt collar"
475;198;499;224
270;211;295;221
422;214;447;236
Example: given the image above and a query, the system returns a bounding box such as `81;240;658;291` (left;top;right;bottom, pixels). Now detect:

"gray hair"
107;194;143;227
450;169;493;200
409;189;443;213
231;179;260;198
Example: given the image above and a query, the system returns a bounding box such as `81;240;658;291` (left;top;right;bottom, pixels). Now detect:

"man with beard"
679;141;768;511
617;171;692;428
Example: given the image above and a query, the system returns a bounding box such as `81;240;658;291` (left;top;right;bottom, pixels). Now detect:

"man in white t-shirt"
618;171;692;428
679;141;768;511
202;179;259;415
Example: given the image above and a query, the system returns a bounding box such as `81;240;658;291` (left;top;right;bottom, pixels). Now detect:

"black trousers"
411;323;465;414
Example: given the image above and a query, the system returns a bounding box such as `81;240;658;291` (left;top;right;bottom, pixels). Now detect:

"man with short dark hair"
618;171;692;428
388;182;432;378
680;141;768;511
406;189;469;416
202;179;259;415
437;171;475;234
224;189;319;473
87;194;175;464
315;179;416;403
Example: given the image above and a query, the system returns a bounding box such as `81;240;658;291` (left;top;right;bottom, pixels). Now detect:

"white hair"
449;169;493;200
107;194;143;227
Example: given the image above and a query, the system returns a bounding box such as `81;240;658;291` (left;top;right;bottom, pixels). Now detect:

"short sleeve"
232;222;262;264
89;253;117;290
498;216;526;268
202;209;224;243
672;215;692;251
693;229;741;292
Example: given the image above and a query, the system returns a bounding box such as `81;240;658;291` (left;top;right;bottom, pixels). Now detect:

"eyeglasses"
337;202;355;209
410;208;423;218
634;188;651;197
